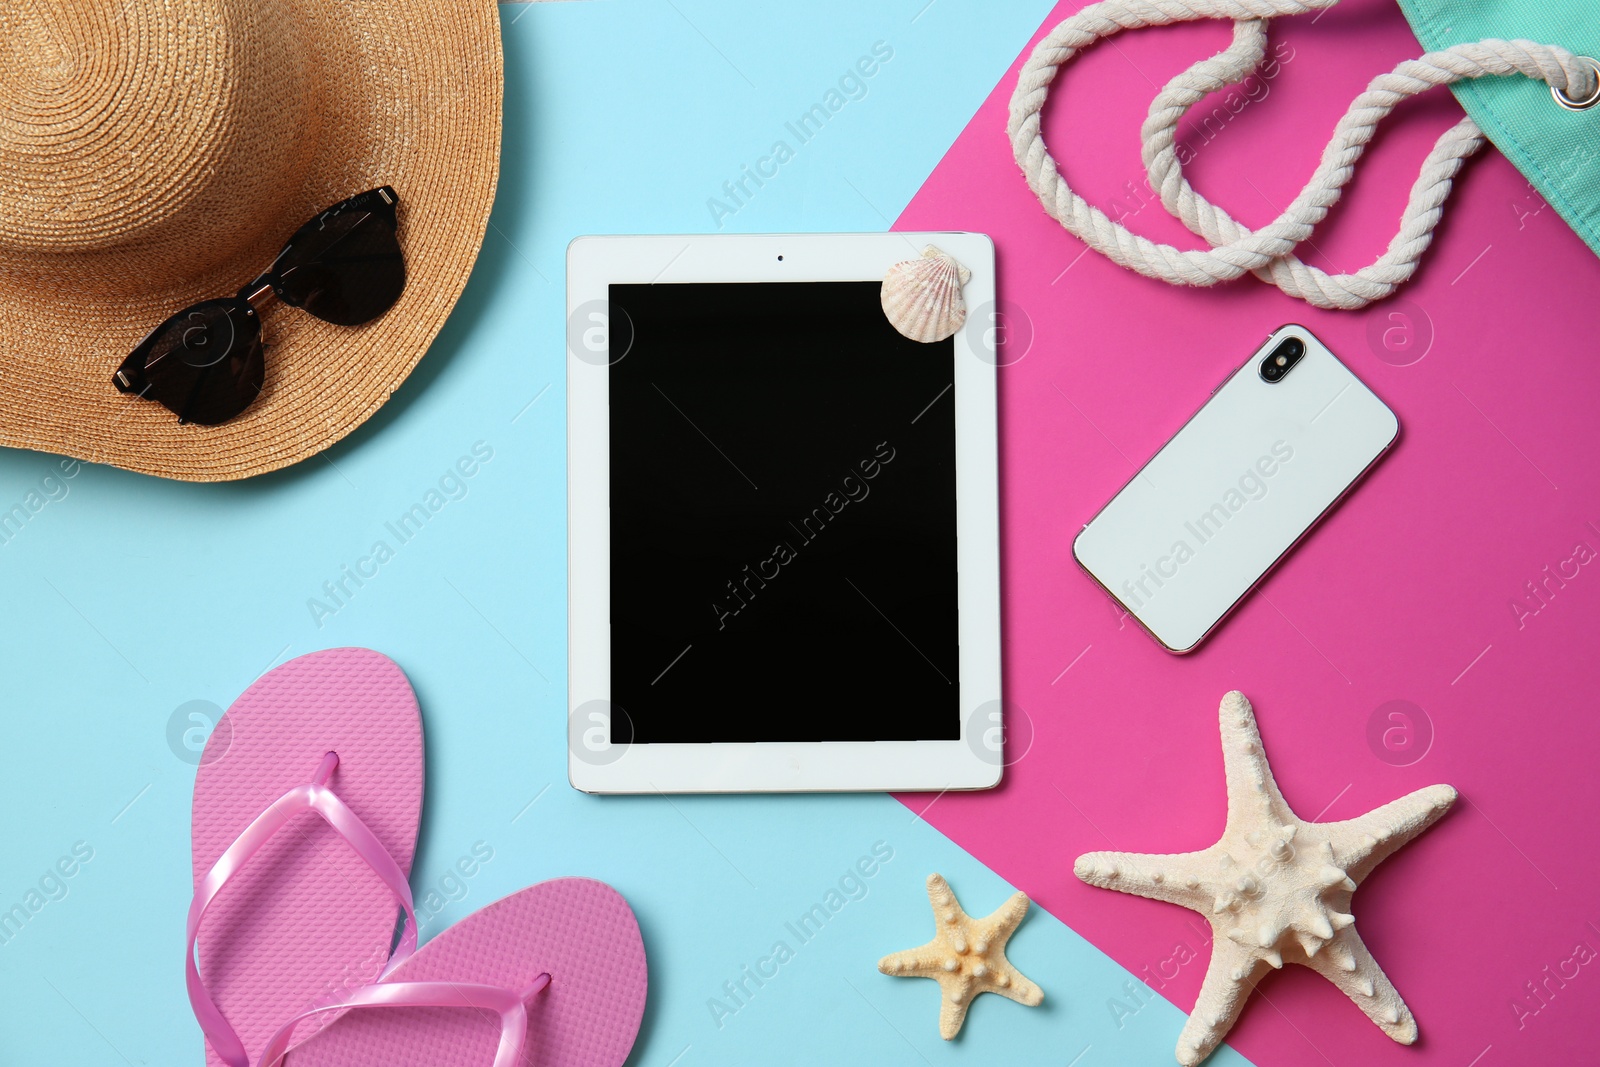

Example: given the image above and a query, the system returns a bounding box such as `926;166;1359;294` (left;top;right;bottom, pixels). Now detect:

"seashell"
880;245;971;343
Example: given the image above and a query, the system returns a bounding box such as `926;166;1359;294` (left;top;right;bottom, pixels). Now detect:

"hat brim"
0;1;503;482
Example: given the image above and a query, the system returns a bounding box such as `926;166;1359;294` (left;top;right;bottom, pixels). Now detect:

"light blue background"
0;3;1256;1064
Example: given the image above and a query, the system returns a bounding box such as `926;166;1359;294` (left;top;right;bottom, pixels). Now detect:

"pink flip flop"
189;648;426;1067
271;878;649;1067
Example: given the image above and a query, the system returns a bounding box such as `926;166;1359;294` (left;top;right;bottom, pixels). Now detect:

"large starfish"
878;873;1044;1038
1075;691;1456;1065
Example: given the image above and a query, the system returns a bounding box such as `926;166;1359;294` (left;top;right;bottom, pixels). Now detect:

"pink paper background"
896;2;1600;1065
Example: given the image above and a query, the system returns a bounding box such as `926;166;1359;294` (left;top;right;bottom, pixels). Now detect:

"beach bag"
1008;0;1599;309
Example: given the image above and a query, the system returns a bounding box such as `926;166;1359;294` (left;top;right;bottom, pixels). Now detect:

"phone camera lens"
1260;335;1307;383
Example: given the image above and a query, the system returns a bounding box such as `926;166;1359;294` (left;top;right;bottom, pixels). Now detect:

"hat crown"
0;0;319;284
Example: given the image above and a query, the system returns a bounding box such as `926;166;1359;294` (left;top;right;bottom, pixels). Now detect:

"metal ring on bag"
1551;56;1600;111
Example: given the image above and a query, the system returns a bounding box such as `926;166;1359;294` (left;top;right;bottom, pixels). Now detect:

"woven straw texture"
0;0;503;481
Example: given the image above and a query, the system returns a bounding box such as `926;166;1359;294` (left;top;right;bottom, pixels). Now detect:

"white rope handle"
1143;19;1486;308
1007;0;1600;309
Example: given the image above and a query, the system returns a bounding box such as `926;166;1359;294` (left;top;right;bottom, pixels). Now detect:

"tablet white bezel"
567;232;1000;793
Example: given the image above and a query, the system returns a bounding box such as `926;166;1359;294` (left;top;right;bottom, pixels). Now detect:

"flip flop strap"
186;753;420;1067
255;974;552;1067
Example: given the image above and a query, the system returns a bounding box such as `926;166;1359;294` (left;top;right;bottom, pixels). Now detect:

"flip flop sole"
191;648;425;1066
288;878;648;1067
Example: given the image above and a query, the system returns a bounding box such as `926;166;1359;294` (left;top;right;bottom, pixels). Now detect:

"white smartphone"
1073;325;1399;653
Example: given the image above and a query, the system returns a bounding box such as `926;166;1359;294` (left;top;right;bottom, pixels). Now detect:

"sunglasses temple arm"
245;282;280;311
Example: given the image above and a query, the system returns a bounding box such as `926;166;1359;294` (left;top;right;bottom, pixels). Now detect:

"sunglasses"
113;187;406;426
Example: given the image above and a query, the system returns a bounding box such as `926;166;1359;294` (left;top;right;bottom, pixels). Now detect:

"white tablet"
567;233;1001;793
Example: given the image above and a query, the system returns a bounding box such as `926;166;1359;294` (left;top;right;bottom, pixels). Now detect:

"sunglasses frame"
113;186;402;426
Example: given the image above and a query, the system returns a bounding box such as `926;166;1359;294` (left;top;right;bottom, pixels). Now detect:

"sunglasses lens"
274;192;406;326
116;299;264;425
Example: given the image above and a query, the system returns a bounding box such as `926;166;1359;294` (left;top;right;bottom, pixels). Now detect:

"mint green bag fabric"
1397;0;1600;257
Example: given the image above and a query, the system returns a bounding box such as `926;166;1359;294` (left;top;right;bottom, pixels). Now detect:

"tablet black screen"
608;280;960;744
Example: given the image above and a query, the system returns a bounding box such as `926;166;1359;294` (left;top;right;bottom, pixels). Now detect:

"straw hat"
0;0;502;481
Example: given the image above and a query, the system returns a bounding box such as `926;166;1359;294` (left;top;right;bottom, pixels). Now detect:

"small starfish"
1076;691;1456;1065
878;873;1043;1038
